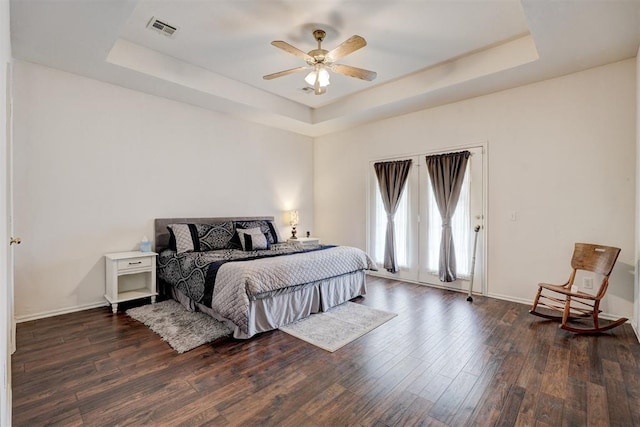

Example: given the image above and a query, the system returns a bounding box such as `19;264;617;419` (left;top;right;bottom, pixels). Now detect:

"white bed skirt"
169;270;368;339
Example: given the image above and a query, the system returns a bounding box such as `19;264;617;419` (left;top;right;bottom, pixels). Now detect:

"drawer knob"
128;261;143;265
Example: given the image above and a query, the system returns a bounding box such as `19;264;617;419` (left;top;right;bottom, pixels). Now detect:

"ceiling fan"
263;29;377;95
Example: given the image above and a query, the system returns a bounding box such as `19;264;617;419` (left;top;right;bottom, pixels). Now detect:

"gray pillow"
237;227;269;251
234;220;280;244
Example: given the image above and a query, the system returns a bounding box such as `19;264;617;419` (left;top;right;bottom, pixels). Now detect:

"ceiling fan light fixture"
304;67;330;88
264;28;376;96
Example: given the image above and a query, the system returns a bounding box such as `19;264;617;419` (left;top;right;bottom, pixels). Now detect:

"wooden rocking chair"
529;243;626;333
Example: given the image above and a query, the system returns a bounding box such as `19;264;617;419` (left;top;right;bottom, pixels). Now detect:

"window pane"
426;165;471;277
395;188;408;267
374;187;385;263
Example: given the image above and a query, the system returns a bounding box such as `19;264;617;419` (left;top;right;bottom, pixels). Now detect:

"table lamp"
289;210;299;239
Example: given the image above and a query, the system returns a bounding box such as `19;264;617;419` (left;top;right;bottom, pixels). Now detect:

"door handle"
10;237;21;245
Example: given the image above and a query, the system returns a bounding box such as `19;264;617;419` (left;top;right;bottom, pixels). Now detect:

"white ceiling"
9;0;640;137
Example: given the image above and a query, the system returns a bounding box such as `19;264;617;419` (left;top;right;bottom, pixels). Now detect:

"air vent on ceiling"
147;17;178;38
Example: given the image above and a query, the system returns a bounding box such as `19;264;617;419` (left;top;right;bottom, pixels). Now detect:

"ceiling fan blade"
263;66;309;80
331;64;377;81
271;41;314;62
325;35;367;62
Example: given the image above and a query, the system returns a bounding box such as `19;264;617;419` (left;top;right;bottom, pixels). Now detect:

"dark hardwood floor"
12;277;640;426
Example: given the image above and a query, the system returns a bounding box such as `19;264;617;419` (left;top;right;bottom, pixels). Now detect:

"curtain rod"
369;144;482;164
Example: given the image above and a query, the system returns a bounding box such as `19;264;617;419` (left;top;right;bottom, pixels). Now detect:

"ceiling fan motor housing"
307;49;328;64
308;29;328;64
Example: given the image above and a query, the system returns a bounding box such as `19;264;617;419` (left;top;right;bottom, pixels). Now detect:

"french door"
368;145;486;294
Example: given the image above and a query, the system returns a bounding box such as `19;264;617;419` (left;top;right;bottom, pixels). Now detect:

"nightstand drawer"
117;257;152;271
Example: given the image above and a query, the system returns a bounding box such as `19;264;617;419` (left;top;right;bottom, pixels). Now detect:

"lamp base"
290;227;297;239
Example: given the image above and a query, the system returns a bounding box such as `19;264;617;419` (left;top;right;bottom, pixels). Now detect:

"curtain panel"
425;151;470;282
373;159;412;273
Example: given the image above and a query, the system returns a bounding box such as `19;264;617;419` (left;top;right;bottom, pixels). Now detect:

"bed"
154;216;377;339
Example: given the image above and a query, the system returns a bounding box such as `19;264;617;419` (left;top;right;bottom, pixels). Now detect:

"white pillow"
167;224;195;253
237;227;269;251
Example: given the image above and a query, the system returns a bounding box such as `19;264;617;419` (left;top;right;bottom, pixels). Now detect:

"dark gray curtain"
425;151;470;282
374;159;412;273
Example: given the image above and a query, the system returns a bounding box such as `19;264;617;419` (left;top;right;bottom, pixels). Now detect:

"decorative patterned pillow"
168;222;235;253
195;222;235;251
167;224;196;254
233;220;280;245
237;227;269;251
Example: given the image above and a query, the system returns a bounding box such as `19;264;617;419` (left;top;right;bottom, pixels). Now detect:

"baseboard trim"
632;322;640;342
15;281;637;341
487;291;631;323
367;273;632;324
15;301;109;323
366;272;476;295
486;292;532;306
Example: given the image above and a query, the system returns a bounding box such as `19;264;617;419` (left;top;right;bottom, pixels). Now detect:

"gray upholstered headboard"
154;216;275;252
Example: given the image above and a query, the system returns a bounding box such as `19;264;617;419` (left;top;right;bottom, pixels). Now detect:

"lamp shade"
289;210;299;226
304;68;330;87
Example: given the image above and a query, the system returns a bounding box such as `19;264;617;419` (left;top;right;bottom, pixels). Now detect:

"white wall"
315;59;636;319
0;0;11;423
10;55;639;324
12;61;314;320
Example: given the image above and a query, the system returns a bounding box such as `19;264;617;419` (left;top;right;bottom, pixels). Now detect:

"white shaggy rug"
127;300;396;354
279;302;397;352
126;300;233;353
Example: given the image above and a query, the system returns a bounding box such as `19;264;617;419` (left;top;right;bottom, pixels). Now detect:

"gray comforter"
158;245;376;334
213;246;377;333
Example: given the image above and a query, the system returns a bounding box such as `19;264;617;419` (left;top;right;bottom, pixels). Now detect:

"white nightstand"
105;251;158;313
288;237;321;247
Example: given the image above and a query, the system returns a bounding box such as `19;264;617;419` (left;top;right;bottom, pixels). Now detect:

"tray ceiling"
10;0;640;136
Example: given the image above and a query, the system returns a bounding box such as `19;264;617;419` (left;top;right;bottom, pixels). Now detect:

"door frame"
366;141;488;296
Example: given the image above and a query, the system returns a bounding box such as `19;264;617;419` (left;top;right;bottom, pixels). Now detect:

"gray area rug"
279;302;397;352
126;300;233;353
127;299;396;354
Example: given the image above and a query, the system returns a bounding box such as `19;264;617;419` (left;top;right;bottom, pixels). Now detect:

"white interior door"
418;146;485;295
6;62;14;355
0;60;13;426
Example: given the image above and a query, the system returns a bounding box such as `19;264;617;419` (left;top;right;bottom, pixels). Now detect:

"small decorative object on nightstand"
140;236;151;252
104;251;158;313
289;210;299;239
288;237;321;248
